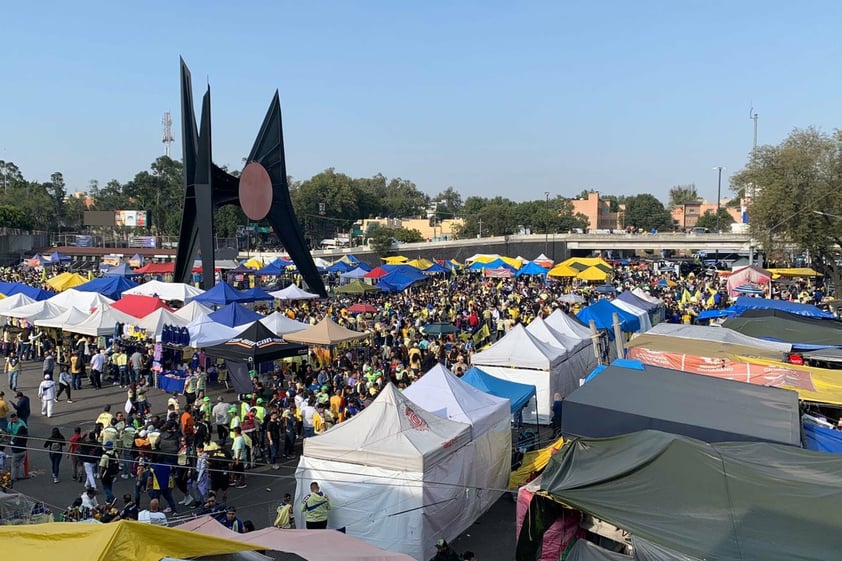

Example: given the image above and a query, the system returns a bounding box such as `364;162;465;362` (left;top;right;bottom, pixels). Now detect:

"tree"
694;208;735;232
432;186;462;217
0;205;34;230
624;194;673;232
392;227;424;243
365;222;397;255
668;184;700;209
731;126;842;288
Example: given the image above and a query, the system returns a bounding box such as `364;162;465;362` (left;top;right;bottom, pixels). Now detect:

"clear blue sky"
3;1;842;204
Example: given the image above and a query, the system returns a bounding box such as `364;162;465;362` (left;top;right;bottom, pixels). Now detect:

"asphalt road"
6;359;516;561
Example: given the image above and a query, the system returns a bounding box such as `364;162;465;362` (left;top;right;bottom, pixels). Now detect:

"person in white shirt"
37;374;57;418
90;349;105;390
138;498;168;526
80;487;99;512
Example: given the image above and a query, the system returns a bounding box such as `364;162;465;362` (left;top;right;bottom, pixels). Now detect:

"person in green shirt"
302;481;330;529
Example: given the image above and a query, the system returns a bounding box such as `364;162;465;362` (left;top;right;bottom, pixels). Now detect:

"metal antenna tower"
162;111;175;157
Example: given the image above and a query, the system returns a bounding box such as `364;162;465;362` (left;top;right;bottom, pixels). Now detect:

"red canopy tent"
134;262;175;274
364;266;389;279
111;294;173;318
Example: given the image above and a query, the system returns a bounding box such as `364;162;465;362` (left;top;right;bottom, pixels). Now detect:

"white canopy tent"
0;294;36;325
268;284;320;300
609;298;653;332
526;316;590;355
470;323;567;423
295;383;472;561
34;306;90;330
632;287;663;305
525;316;599;394
133;308;192;339
3;300;68;321
544;309;593;340
173;301;213;322
403;363;511;521
48;289;115;312
258;311;310;336
644;323;793;353
123;280;206;302
187;314;241;347
63;305;138;336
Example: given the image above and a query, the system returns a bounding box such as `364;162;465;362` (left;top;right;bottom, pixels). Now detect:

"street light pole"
714;166;724;232
544;192;550;254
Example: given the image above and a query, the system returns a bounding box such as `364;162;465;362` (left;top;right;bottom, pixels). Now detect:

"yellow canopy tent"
509;436;564;489
737;355;842;405
767;268;821;279
242;257;263;269
547;263;579;278
576;266;611;282
448;259;464;268
405;258;434;269
382;255;408;264
46;272;87;292
0;519;260;561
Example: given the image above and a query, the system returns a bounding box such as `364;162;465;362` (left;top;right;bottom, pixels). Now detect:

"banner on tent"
626;347;816;391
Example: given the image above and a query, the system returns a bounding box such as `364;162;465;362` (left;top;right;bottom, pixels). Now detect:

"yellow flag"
472;324;490;346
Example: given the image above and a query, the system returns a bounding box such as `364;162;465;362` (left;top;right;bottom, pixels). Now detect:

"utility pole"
714;166;724;266
544;192;550;254
748;109;758;265
478;218;482;239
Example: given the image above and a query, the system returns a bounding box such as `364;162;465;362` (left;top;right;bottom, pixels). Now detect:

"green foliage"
668;184;700;209
392;227;424;243
694;208;734;232
732;127;842;280
456;195;588;237
0;205;34;230
624;194;673;232
365;222;398;255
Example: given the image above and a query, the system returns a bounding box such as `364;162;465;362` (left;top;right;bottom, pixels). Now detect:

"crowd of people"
0;256;829;557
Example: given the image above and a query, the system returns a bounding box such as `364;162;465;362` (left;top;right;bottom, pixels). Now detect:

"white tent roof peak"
526;316;588;354
172;300;213;322
545;308;593;340
303;383;471;472
471;323;565;371
404;363;510;437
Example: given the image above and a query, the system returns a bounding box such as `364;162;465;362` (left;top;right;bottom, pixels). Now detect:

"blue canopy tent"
423;262;449;274
193;282;252;306
576;298;641;335
1;283;54;301
378;268;427;292
254;259;289;276
228;263;257;275
731;296;834;319
352;260;371;272
616;290;664;323
46;251;71;263
803;422;842;453
327;260;354;274
75;276;138;300
103;262;141;277
515;261;548;278
583;358;645;384
238;286;275;303
462;366;537;415
468;258;517;272
208;302;264;327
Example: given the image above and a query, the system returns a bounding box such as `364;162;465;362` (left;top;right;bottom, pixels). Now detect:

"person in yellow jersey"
301;481;330;529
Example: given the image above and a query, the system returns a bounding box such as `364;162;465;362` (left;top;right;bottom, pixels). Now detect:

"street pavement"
7;358;516;560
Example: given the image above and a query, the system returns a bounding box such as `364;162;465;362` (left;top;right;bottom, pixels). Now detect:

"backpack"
104;452;120;480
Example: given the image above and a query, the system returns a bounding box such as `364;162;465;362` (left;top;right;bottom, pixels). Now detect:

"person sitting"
138;498;168;525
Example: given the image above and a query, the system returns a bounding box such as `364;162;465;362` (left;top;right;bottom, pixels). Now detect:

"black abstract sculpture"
173;58;327;297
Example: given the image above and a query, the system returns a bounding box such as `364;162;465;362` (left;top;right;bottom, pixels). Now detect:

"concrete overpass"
250;232;754;266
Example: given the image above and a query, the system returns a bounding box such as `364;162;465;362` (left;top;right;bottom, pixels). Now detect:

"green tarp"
533;431;842;561
722;309;842;348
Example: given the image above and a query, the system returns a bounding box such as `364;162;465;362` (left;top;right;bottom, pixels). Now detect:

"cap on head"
436;539;447;548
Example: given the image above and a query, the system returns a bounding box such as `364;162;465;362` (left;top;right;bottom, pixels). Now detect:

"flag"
472;324;490;346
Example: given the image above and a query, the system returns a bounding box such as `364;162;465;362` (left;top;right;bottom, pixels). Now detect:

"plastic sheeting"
537;430;842;561
803;421;842;453
644;323;792;353
462;366;537;415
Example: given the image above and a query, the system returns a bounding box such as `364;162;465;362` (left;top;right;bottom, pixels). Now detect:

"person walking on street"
70;351;84;391
302;481;330;529
429;539;460;561
44;427;66;483
56;369;73;403
5;351;20;392
11;391;30;425
8;413;28;482
0;391;8;433
99;441;120;503
90;348;105;390
42;349;56;378
68;426;84;482
38;374;57;418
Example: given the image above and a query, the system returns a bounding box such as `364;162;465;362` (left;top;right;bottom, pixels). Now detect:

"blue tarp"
803;422;842;453
732;296;834;319
462;366;537;415
75;276;138;300
584;358;645;383
378;268;427;292
103;262;140;277
697;308;738;320
515;261;549;277
0;282;54;301
327;260;354;273
208;302;263;327
193;282;251;306
46;251;71;263
576;298;641;334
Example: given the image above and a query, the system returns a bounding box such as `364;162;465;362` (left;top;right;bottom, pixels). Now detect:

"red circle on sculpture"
239;162;273;220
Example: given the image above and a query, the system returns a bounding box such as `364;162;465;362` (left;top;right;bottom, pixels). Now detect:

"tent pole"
589;320;602;366
612;313;625;359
